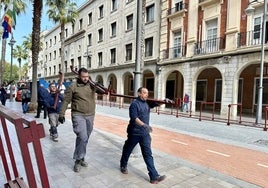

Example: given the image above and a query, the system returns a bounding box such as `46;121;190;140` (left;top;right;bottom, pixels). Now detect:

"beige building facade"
38;0;268;118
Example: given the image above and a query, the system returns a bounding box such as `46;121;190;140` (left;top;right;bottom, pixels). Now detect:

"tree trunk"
28;0;43;112
0;39;7;85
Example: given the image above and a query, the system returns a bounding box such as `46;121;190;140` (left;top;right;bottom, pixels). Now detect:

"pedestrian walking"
58;67;98;172
21;85;31;113
120;87;166;184
0;84;7;106
181;93;189;112
44;83;63;142
35;84;49;119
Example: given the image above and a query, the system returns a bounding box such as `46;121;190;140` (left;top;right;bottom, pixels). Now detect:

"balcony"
167;3;188;17
162;45;186;59
237;29;268;48
194;37;225;55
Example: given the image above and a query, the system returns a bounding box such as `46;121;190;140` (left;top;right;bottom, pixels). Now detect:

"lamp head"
245;4;255;15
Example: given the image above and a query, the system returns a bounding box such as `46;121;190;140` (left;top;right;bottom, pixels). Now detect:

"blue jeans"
181;102;189;112
22;101;28;113
71;114;94;160
120;133;159;181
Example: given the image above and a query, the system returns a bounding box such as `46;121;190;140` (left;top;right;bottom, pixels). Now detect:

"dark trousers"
0;96;6;106
36;101;47;118
120;134;159;181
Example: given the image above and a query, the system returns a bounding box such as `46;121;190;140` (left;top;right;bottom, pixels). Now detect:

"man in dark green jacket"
59;67;96;172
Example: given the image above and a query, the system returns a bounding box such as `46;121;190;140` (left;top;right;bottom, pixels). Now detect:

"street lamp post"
245;0;267;125
8;36;16;102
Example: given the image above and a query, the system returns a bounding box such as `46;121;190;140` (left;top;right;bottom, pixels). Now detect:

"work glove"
164;98;175;104
58;116;65;124
143;124;152;133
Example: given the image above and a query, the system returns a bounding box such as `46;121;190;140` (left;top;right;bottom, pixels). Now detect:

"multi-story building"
160;0;268;117
38;0;268;118
40;0;161;98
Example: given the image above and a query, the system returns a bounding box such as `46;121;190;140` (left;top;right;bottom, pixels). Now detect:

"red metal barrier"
227;104;242;126
0;105;50;188
264;107;268;131
199;102;215;121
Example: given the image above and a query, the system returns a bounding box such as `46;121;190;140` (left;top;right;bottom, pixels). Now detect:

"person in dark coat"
44;83;63;141
0;84;7;106
35;84;49;119
120;87;166;184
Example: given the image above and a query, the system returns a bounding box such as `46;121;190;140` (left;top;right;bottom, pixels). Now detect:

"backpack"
22;89;31;100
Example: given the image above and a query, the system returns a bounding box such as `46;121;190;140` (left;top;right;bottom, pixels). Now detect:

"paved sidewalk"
1;101;264;187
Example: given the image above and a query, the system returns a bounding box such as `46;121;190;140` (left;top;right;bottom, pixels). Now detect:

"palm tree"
29;0;42;110
0;0;27;85
12;45;28;81
46;0;78;79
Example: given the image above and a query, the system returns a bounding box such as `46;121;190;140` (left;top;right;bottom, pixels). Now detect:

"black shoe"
80;158;88;167
120;166;128;174
74;160;81;172
150;175;166;184
34;116;39;118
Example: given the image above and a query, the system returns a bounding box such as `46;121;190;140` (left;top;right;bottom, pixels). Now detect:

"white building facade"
37;0;268;119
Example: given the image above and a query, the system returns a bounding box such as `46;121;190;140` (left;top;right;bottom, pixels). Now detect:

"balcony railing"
167;3;188;16
162;45;186;59
237;29;268;47
194;37;225;55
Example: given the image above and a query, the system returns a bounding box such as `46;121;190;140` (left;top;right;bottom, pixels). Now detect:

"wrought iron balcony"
237;29;268;47
194;37;225;55
162;45;186;59
167;3;188;16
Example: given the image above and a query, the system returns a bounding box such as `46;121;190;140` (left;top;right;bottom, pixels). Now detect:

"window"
64;61;67;72
253;17;261;43
65;28;68;38
110;48;116;64
88;34;92;46
255;78;268;105
53;50;56;59
59;48;61;57
111;0;118;11
54;36;56;44
49;53;51;61
49;39;52;47
79;18;83;30
87;56;92;68
78;57;81;69
173;31;182;58
72;24;74;34
175;0;183;11
145;37;153;57
146;78;154;91
99;5;104;19
146;4;154;23
214;79;222;102
126;14;133;30
126;43;132;61
111;22;116;37
206;19;218;52
98;28;103;42
98;52;103;66
196;80;207;101
45;42;48;49
88;12;92;25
